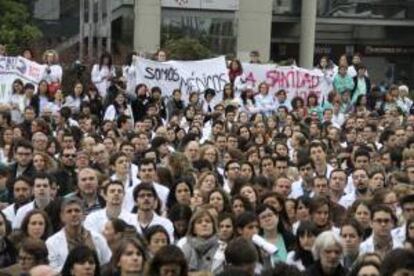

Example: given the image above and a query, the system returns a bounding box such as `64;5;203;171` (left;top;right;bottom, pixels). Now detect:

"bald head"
30;265;58;276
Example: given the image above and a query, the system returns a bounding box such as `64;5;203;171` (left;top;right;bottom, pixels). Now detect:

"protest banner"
0;56;46;103
242;63;325;102
135;56;229;106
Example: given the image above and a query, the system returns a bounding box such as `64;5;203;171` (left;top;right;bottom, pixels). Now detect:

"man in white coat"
83;180;135;234
360;205;403;258
130;182;174;242
13;172;54;229
46;197;111;272
392;194;414;244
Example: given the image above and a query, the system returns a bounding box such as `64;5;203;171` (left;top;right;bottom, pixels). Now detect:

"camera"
73;60;86;78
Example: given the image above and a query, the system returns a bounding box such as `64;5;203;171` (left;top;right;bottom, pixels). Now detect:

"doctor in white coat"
83;179;135;234
46;197;111;272
359;205;403;259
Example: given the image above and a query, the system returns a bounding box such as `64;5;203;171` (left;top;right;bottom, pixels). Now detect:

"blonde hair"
42;49;59;64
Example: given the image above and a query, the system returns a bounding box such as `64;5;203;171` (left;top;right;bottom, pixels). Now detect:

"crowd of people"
0;44;414;276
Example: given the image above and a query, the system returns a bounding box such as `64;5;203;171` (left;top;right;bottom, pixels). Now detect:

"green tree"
0;0;42;55
163;37;212;60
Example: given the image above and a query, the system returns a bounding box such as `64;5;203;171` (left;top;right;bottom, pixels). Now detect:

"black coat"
0;238;17;269
6;162;36;203
305;260;348;276
52;167;77;197
131;97;149;122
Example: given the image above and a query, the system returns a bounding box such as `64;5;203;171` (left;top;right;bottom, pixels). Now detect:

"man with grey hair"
46;197;111;272
31;131;48;152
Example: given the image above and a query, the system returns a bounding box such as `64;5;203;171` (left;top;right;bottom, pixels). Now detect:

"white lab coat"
359;234;403;255
46;228;111;272
83;208;136;234
130;211;175;243
91;64;115;98
12;201;35;229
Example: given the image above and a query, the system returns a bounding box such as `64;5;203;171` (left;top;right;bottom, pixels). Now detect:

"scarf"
189;235;219;256
65;227;96;253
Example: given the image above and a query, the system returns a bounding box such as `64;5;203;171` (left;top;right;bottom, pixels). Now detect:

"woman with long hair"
30;79;52;116
91;52;116;99
123;52;138;99
103;91;134;125
9;79;25;123
61;246;100;276
286;220;317;271
178;209;220;273
256;204;295;264
103;238;147;276
64;81;89;115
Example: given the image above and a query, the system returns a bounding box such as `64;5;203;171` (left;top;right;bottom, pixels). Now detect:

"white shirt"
391;224;407;245
46;228;111;272
359;234;403;255
286;251;305;271
122;65;137;99
290;179;305;199
3;203;18;224
91;64;115;98
131;211;175;243
43;64;63;83
12;201;35;229
83;208;136;234
338;192;356;209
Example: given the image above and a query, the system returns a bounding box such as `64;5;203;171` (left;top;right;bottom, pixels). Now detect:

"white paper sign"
0;56;46;103
135;56;229;104
242;63;325;102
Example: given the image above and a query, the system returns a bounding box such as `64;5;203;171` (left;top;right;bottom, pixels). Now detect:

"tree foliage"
163;37;212;61
0;0;42;55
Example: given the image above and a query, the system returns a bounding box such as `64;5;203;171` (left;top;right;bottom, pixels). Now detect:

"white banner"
242;63;325;102
135;56;229;105
0;56;46;103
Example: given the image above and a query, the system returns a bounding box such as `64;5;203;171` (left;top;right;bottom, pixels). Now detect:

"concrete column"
134;0;161;54
236;0;273;62
299;0;317;69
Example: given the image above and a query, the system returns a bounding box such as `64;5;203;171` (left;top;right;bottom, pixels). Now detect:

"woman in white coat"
103;91;134;125
91;52;116;99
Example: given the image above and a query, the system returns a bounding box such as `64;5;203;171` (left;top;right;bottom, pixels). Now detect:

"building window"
161;9;237;55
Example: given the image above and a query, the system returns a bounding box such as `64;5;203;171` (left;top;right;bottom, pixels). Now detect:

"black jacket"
6;162;36;203
306;260;348;276
52;167;77;197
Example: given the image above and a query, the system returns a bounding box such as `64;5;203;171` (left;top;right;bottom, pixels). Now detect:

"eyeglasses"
63;154;76;158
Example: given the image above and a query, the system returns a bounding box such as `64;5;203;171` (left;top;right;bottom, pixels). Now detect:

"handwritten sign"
242;63;325;102
0;56;46;103
135;56;229;105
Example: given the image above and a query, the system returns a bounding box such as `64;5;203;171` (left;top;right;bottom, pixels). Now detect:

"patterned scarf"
65;227;96;253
